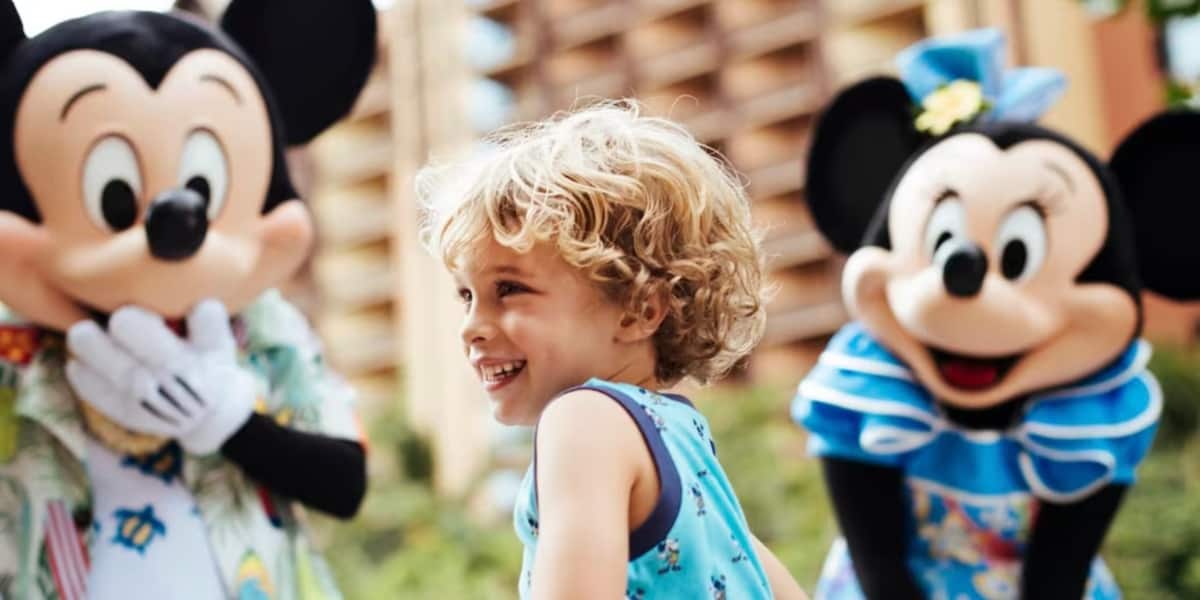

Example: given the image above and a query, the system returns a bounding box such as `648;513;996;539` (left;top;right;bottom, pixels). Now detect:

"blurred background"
22;0;1200;597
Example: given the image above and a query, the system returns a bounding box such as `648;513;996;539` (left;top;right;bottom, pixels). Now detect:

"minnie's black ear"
1110;110;1200;301
0;1;26;62
221;0;376;145
805;76;923;253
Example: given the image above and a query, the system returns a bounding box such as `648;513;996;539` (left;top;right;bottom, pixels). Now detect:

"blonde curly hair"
417;100;767;385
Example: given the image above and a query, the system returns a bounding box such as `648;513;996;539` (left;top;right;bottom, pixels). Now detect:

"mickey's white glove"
66;300;256;455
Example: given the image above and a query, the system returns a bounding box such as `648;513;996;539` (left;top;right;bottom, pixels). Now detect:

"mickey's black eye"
178;129;228;220
101;180;138;231
83;136;142;232
185;175;211;208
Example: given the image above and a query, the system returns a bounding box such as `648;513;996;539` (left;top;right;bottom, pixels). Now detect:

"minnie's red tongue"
939;359;999;390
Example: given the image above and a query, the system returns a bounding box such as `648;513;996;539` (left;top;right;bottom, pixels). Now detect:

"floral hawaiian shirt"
0;290;361;600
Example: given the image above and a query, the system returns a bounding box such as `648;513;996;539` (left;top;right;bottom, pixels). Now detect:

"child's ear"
221;0;377;145
1110;110;1200;301
805;76;924;253
617;291;669;343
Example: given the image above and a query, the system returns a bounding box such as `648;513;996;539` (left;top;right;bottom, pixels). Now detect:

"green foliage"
312;407;523;600
316;345;1200;598
1146;0;1200;21
1103;345;1200;599
1078;0;1200;21
1166;80;1198;109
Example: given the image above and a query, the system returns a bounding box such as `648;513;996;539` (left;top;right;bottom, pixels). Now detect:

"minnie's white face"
0;49;311;330
844;134;1137;408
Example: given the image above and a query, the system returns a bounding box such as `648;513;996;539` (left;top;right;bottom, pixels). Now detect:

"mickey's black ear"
805;76;923;253
0;1;26;62
221;0;376;145
1110;110;1200;301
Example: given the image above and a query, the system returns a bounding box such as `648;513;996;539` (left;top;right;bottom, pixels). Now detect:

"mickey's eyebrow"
60;83;106;121
200;73;241;104
1043;160;1075;194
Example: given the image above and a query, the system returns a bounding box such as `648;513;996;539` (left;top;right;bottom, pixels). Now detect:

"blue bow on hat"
895;28;1067;132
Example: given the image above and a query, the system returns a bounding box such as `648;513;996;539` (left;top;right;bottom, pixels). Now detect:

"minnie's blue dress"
794;323;1160;600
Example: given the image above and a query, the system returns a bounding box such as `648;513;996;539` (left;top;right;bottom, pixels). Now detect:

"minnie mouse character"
0;2;376;598
795;29;1200;599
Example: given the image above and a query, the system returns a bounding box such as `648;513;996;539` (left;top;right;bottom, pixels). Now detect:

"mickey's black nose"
145;189;208;261
942;242;988;298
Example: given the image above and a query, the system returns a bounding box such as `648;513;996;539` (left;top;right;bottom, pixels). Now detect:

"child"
417;101;807;600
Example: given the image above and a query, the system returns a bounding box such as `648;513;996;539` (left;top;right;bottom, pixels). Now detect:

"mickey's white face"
843;133;1138;408
0;48;312;330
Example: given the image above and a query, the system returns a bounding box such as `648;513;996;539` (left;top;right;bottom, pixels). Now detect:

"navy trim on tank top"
662;392;693;408
533;383;684;561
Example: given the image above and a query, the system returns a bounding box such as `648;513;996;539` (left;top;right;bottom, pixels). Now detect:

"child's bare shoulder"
535;388;655;483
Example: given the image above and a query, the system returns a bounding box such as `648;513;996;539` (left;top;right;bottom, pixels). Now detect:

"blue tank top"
514;378;773;599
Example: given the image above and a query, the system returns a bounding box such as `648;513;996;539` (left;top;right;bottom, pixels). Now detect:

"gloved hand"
66;299;256;455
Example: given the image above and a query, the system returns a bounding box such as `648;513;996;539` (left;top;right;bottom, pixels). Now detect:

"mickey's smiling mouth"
929;346;1022;390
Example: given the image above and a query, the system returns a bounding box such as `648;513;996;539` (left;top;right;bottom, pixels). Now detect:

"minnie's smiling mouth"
929;346;1021;390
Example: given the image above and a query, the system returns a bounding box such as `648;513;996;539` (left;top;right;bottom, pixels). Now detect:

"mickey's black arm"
821;457;924;600
1021;485;1126;599
220;413;367;519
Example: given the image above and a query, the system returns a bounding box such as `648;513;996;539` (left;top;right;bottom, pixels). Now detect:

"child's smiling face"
454;239;645;426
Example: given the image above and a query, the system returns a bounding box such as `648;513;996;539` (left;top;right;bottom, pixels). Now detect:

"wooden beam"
397;0;494;498
1017;0;1107;152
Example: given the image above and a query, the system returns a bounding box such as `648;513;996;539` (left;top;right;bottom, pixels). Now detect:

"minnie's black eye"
933;231;953;254
1000;240;1028;280
101;180;138;231
994;205;1046;283
924;198;966;262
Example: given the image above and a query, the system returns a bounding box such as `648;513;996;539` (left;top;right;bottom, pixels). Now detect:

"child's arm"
530;389;648;599
749;534;809;600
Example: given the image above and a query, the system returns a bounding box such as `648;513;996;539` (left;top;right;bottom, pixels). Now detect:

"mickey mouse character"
794;29;1199;600
0;2;376;598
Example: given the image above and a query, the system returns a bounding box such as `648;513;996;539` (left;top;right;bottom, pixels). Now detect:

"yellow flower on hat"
915;80;986;135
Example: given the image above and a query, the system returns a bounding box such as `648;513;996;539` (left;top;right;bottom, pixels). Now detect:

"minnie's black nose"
145;189;208;261
943;242;988;298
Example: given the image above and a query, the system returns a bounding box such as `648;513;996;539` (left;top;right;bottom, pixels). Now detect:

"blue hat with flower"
895;28;1067;135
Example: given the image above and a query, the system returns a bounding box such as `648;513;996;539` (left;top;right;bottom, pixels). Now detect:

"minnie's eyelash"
917;177;956;203
934;187;958;204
